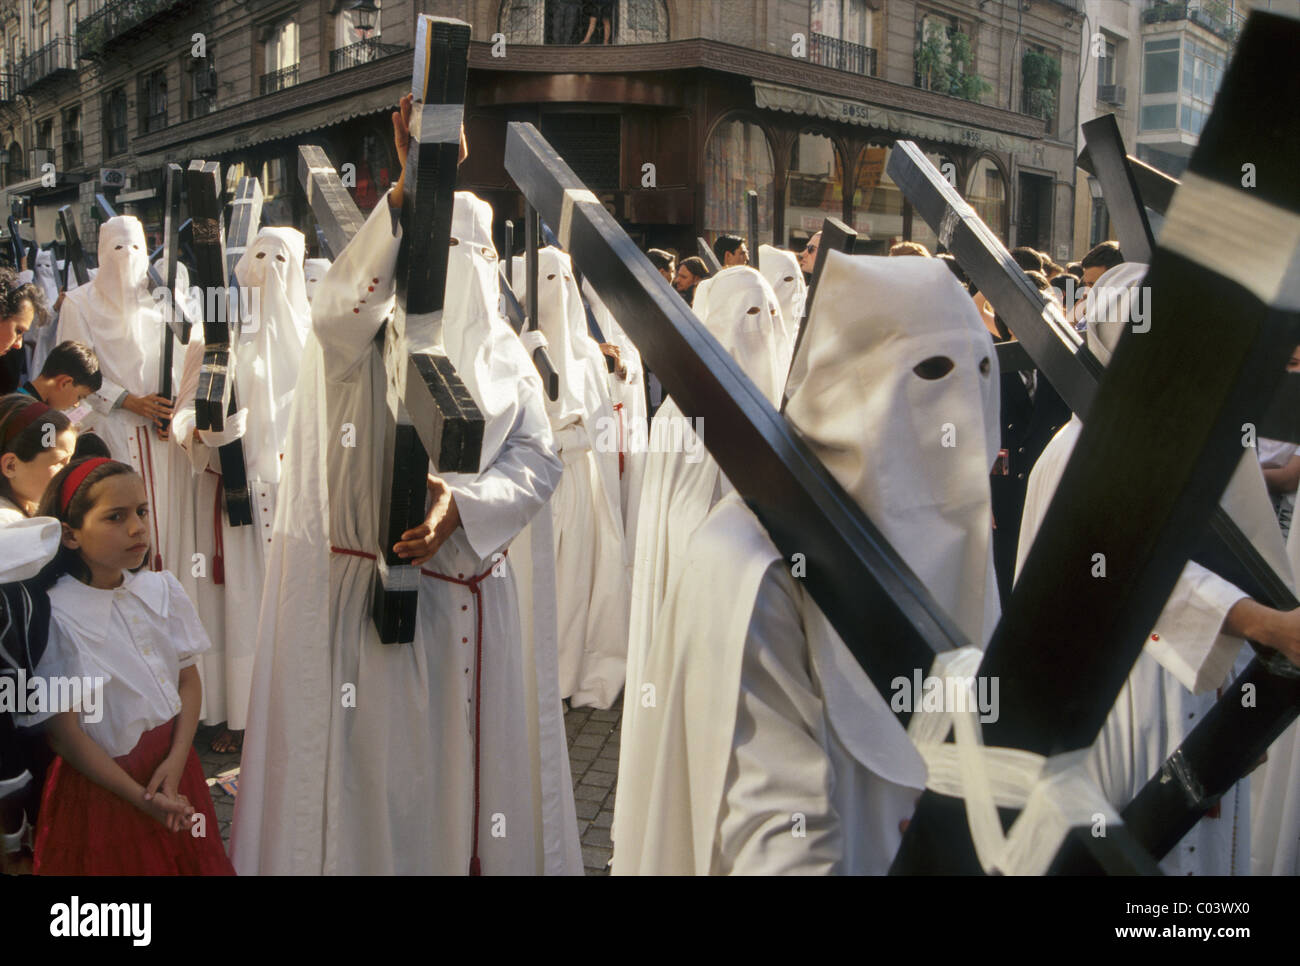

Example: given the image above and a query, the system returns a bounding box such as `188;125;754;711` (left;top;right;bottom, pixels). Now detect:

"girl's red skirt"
34;719;236;875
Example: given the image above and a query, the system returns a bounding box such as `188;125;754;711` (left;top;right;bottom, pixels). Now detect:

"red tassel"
213;554;225;586
469;856;481;876
153;553;163;572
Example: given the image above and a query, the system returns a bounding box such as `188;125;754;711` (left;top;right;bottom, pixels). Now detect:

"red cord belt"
329;545;505;875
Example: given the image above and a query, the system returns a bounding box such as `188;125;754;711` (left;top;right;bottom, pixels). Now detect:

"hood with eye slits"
690;265;792;407
95;216;151;317
303;257;331;305
783;252;1001;781
758;244;806;352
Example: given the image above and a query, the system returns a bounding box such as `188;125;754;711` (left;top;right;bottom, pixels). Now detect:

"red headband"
59;458;113;514
1;400;52;449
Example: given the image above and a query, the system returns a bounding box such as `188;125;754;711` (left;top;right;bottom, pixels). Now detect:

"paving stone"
588;756;619;774
592;810;614;829
569;743;598;762
589;709;621;722
584;825;612;849
581;845;612;871
580;767;616;790
574;797;601;820
597;742;620;760
572;733;605;749
574;783;606;802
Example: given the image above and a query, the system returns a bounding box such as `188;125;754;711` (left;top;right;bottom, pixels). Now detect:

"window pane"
1144;49;1179;94
1141;103;1177;130
851;144;902;254
784;130;842;248
965;157;1007;244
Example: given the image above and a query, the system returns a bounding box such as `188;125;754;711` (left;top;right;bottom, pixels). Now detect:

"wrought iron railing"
260;64;299;95
78;0;196;58
16;39;78;92
0;72;12;103
330;37;405;73
141;110;167;134
809;33;877;76
1142;1;1244;43
188;96;213;119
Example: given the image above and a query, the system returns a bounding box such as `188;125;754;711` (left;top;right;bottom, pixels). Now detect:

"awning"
753;80;1036;156
135;83;405;167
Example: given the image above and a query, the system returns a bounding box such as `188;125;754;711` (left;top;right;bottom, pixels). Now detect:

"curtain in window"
336;0;382;47
617;0;668;43
267;20;299;73
499;0;544;44
704;117;773;242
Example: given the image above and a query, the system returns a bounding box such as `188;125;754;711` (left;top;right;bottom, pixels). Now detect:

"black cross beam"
506;120;1165;874
57;205;92;287
6;215;24;268
1080;114;1155;263
695;237;721;274
746;189;760;270
156;163;189;423
1076;139;1177;217
889;9;1300;873
185;161;253;528
498;267;559;400
371;14;485;644
298;144;366;261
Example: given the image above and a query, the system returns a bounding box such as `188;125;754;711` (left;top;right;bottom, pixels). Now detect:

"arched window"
965;155;1007;243
5;139;23;184
850;142;901;255
784;129;842;249
704;116;774;246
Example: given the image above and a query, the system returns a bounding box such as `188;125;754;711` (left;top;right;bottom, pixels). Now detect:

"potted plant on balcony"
915;23;989;103
1021;48;1060;127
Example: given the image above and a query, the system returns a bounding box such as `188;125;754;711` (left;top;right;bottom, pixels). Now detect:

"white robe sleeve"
169;335;211;474
714;563;842;874
311;191;401;383
58;296;126;412
451;335;562;561
1017;422;1245;696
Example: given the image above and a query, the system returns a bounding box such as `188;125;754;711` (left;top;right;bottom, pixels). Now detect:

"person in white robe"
757;243;806;357
616;264;796;848
1017;261;1300;875
231;101;577;875
57;216;177;572
582;279;647;558
25;249;63;378
512;248;628;710
614;254;1003;874
171;228;311;743
303;257;330;306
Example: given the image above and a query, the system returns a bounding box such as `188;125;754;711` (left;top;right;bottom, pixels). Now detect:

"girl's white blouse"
21;569;210;757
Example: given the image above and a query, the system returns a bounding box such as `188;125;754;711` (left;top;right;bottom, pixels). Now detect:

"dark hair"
646;248;675;272
40;340;103;392
0;394;73;514
1011;246;1045;274
935;252;971;292
889;241;931;258
0;266;50;329
1024;269;1053;294
1066;261;1084;277
713;234;744;263
35;458;139;586
1050;273;1084;306
1081;240;1125;271
72;432;111;459
679;256;709;281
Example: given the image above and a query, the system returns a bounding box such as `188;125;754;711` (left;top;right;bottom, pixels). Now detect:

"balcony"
809;33;877;76
1142;2;1243;44
78;0;200;59
330;37;405;73
260;64;299;96
0;72;12;104
188;96;213;119
16;39;78;93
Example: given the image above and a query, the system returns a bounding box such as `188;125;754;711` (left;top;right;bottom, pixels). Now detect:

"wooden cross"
695;237;720;274
298;144;366;262
887;9;1300;871
56;205;92;287
746;189;760;270
184;161;253;527
371;15;485;643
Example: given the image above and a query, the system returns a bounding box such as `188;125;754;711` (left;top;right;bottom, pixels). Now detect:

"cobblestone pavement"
198;696;623;876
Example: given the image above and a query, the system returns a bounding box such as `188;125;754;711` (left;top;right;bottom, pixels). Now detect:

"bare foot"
210;728;244;754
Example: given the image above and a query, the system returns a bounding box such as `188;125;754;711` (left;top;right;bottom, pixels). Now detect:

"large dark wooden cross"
373;15;483;643
56;205;92;287
505;9;1300;874
184;162;254;527
886;11;1300;871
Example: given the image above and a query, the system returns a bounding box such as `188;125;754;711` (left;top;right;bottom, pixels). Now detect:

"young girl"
22;457;234;874
0;395;75;524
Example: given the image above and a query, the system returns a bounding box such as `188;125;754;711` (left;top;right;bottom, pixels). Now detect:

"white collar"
50;569;170;644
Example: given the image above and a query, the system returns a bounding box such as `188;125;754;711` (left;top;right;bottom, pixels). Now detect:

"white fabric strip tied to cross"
907;646;1122;876
518;329;549;355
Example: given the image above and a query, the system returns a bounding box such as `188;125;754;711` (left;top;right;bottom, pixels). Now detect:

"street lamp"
349;0;379;39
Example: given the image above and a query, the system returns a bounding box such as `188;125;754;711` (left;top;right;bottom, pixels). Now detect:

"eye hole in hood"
913;356;955;380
